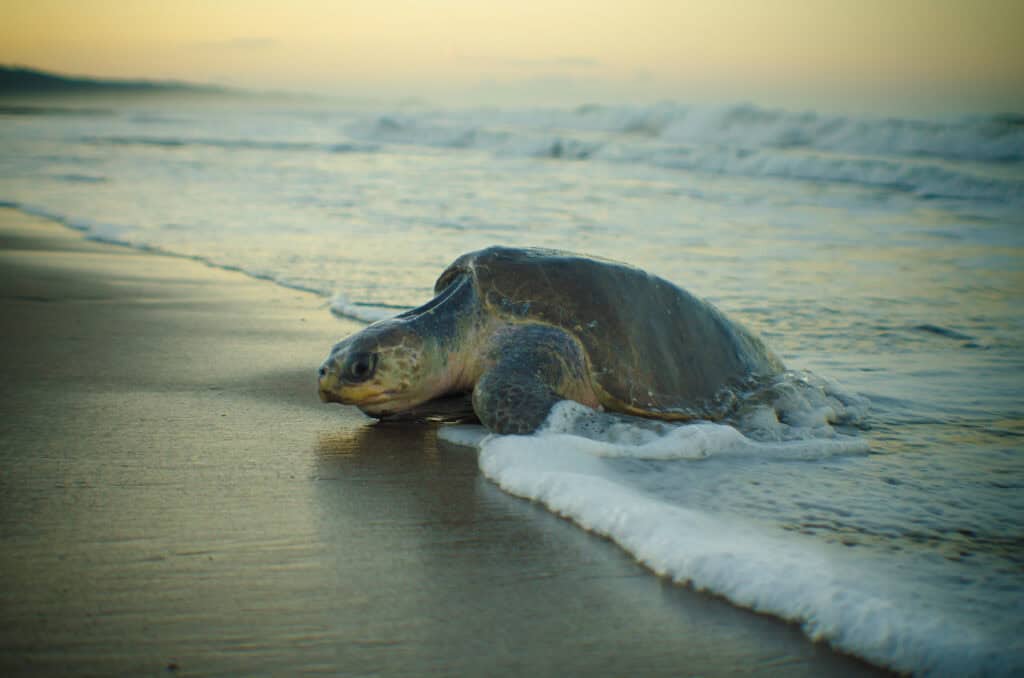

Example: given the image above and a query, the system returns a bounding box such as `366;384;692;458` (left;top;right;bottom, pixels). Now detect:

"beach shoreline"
0;208;885;676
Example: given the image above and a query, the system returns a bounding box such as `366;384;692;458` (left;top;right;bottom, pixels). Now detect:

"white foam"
480;438;1012;674
538;401;869;461
439;400;1023;675
436;424;489;449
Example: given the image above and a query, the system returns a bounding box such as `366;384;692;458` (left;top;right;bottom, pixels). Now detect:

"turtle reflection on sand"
318;247;783;434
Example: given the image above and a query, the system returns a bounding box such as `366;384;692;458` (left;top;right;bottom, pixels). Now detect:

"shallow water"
2;97;1022;674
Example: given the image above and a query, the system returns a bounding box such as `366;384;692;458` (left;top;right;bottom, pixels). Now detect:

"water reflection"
308;421;879;676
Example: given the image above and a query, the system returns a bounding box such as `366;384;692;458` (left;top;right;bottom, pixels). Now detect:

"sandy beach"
0;208;885;676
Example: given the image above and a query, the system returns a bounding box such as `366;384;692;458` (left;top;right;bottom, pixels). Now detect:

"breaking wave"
346;104;1024;205
73;103;1024;205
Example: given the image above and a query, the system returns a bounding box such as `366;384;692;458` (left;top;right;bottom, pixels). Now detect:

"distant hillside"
0;66;230;96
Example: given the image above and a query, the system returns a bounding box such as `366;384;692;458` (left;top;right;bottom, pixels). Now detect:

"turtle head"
318;319;441;417
319;273;482;418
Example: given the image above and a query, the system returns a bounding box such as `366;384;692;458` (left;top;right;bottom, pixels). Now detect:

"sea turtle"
318;246;784;434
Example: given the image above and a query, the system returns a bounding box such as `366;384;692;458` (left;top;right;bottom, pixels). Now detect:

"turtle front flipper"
472;324;593;435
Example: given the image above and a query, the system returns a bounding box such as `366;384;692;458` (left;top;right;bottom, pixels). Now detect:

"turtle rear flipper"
472;324;591;435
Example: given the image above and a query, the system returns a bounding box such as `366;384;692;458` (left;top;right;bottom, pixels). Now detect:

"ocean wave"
73;103;1024;205
601;141;1024;204
73;102;1024;170
344;105;1024;205
603;104;1024;164
80;134;378;155
439;392;1022;675
471;434;1018;675
352;103;1024;163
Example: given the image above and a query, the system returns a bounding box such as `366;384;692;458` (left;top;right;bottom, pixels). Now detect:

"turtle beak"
318;361;343;403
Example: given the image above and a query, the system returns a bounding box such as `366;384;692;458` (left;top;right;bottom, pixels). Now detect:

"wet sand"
0;209;885;676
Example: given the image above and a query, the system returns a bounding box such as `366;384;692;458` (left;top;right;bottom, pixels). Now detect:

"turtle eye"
343;352;378;383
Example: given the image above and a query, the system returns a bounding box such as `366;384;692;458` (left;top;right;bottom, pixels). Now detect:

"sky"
2;0;1023;114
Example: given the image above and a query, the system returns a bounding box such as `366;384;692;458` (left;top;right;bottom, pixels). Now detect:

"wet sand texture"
0;210;884;676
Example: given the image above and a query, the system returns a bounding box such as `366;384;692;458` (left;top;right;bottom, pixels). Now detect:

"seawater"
2;98;1022;674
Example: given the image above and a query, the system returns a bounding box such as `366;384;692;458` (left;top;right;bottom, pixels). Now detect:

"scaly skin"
318;273;489;417
471;323;600;434
320;246;784;432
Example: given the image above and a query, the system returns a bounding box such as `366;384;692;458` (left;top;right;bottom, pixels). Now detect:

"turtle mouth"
356;391;438;419
355;395;409;416
320;387;410;414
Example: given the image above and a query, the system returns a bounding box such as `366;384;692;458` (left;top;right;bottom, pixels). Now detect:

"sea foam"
439;400;1023;676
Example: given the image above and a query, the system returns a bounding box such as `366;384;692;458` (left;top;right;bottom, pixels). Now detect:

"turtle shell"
435;246;783;419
